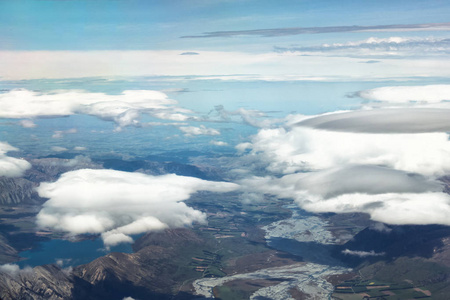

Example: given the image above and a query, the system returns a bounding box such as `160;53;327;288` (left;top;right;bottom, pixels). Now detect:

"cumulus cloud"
369;222;392;233
0;89;195;130
296;108;450;133
0;264;20;275
61;156;96;168
239;126;450;176
355;84;450;103
0;264;32;276
241;174;450;226
19;119;37;128
73;146;87;151
52;128;77;139
342;249;385;257
0;142;31;177
280;166;440;198
179;125;220;136
55;258;72;267
210;140;228;146
238;103;450;226
210;105;281;128
36;169;238;246
51;146;68;152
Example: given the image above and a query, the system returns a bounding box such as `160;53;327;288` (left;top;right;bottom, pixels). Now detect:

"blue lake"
17;238;133;268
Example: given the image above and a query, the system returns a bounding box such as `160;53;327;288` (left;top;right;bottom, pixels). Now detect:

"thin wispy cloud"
2;51;450;81
275;37;450;58
181;22;450;38
180;52;200;55
179;125;220;136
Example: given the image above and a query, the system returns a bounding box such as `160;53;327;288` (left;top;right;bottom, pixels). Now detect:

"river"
193;205;351;299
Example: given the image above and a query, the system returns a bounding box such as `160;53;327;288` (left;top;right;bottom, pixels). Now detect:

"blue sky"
2;0;450;51
1;0;450;82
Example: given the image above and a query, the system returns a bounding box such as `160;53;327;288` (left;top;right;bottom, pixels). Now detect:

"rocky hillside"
0;229;204;300
0;265;74;300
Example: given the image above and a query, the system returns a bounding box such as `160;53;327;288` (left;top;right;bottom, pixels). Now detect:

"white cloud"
0;142;31;177
2;51;450;81
240;127;450;176
61;156;96;168
0;264;20;275
210;140;228;146
305;192;450;225
241;175;450;226
238;106;450;226
73;146;87;151
296;108;450;133
123;297;136;300
52;128;77;139
357;84;450;103
0;264;32;276
211;106;282;128
179;125;220;136
0;89;194;130
36;169;238;246
276;36;450;58
19;119;37;128
51;146;68;152
369;222;392;233
55;258;72;267
342;249;385;257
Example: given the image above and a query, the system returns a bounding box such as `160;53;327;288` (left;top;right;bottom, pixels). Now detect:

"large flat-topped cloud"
240;127;450;176
273;165;442;199
36;169;238;246
242;171;450;226
238;103;450;225
296;108;450;133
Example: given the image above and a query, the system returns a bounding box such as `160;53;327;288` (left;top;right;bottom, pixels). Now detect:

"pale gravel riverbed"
193;205;352;299
193;262;350;299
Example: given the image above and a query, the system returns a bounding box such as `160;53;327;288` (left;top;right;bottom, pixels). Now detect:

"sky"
1;0;450;80
1;0;450;245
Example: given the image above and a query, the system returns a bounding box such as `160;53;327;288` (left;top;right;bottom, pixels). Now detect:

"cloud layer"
36;169;238;246
182;22;450;38
239;126;450;176
241;168;450;225
0;142;31;177
2;51;450;81
275;37;450;58
0;89;194;130
179;125;220;136
296;108;450;133
238;87;450;225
